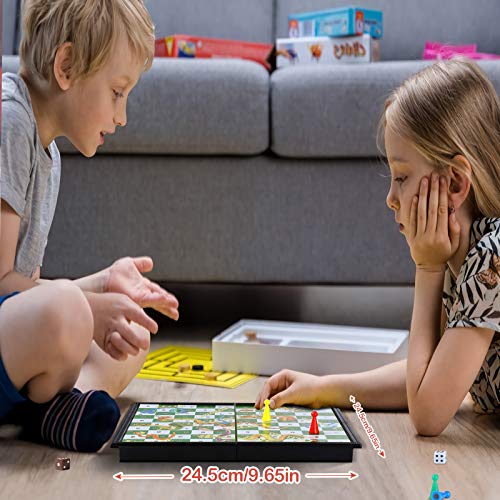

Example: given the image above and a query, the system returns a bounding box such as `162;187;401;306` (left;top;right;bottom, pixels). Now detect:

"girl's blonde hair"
379;58;500;218
19;0;155;83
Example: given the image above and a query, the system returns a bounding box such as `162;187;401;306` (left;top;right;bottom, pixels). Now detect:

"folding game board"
112;403;361;462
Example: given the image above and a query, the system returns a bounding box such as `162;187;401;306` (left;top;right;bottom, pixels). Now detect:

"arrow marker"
305;471;359;480
113;472;175;482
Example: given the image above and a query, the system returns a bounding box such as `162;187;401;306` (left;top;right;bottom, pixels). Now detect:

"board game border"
111;402;362;462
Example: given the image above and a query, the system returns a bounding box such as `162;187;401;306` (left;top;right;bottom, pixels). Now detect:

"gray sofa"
2;0;500;285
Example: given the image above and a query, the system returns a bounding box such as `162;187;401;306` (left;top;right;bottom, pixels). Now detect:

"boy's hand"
85;291;158;361
105;256;179;321
255;369;326;410
407;174;461;272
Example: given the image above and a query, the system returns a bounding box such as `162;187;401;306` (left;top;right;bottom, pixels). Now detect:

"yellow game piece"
204;372;218;381
178;363;190;372
262;399;272;423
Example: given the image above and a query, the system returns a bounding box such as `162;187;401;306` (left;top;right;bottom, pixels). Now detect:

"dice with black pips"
433;450;447;464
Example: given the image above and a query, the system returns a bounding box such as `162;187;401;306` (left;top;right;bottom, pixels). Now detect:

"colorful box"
276;34;379;68
155;34;274;70
288;6;383;39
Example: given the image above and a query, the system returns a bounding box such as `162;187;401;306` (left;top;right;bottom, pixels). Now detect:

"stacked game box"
277;6;382;68
155;34;274;71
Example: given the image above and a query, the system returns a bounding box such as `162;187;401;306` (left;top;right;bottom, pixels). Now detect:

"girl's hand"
105;256;179;321
407;173;461;272
255;369;327;410
85;291;159;361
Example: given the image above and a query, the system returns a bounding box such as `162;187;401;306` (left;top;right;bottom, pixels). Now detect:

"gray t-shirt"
1;73;61;278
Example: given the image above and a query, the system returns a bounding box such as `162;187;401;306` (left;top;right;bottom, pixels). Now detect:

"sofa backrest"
2;0;20;55
276;0;500;61
1;0;276;56
5;1;499;59
138;0;275;43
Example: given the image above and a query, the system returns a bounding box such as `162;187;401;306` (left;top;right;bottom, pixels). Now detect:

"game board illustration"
235;405;350;443
112;403;361;462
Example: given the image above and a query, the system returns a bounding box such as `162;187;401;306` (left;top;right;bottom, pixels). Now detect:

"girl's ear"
448;155;472;209
53;42;74;91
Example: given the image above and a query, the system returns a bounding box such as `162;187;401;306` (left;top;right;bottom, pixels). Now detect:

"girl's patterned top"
443;217;500;414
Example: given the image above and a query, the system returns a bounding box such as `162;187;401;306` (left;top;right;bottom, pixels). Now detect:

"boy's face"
61;31;144;157
384;120;437;237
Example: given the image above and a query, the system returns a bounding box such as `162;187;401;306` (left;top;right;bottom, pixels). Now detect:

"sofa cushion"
276;0;500;61
2;56;271;155
42;154;413;284
271;60;500;158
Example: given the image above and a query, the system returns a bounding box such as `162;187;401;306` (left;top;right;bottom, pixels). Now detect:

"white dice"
433;450;447;464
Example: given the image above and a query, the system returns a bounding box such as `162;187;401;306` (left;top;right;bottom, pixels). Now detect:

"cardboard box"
276;34;379;68
289;6;383;39
155;34;274;70
212;319;408;376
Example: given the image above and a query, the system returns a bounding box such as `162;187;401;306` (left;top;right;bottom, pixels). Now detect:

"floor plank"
1;326;499;500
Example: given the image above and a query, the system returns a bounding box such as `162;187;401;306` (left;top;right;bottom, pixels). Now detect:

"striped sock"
9;388;120;452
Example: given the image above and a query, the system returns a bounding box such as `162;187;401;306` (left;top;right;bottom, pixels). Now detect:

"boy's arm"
0;201;39;294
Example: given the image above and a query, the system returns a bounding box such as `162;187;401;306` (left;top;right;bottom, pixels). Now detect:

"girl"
255;58;500;435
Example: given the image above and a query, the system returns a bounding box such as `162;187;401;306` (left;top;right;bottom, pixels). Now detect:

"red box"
155;34;274;70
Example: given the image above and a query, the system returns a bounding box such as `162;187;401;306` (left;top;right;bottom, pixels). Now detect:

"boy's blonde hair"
19;0;155;83
379;58;500;218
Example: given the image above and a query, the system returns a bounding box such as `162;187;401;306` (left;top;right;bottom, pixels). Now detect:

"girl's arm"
323;300;449;411
322;358;408;409
407;268;495;435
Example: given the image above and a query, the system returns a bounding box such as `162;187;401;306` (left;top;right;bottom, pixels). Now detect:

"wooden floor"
1;326;499;500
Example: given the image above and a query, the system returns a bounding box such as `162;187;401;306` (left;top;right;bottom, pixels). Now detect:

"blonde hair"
379;58;500;218
19;0;155;83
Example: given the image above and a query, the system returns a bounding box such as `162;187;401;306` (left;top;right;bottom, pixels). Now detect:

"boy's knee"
42;281;93;364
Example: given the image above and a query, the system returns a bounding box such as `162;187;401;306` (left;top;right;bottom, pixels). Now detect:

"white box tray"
212;319;408;376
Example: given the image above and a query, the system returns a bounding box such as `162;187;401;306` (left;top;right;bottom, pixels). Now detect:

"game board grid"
235;404;351;443
123;404;237;443
121;404;350;444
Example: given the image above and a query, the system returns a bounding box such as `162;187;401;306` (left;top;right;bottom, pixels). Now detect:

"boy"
0;0;179;452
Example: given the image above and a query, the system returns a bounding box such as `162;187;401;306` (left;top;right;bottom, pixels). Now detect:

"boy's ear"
448;154;472;209
53;42;75;91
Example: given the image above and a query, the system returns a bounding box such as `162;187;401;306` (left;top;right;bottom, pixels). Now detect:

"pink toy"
423;41;500;61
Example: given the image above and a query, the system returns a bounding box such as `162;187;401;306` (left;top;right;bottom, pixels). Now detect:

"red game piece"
309;410;319;435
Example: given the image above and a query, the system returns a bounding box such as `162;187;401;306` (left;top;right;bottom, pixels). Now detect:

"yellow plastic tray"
137;345;257;389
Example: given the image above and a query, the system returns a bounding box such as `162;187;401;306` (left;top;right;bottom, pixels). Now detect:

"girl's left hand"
407;173;461;272
105;256;179;320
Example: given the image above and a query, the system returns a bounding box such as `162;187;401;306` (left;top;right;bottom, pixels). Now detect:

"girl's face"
384;123;439;236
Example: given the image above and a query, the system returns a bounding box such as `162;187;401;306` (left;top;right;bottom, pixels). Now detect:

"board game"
137;345;257;389
111;403;361;462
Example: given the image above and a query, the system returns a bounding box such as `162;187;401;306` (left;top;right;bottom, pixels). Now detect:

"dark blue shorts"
0;292;27;421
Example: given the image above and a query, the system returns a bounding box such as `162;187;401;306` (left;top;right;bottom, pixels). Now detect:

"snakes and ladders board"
112;403;361;462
